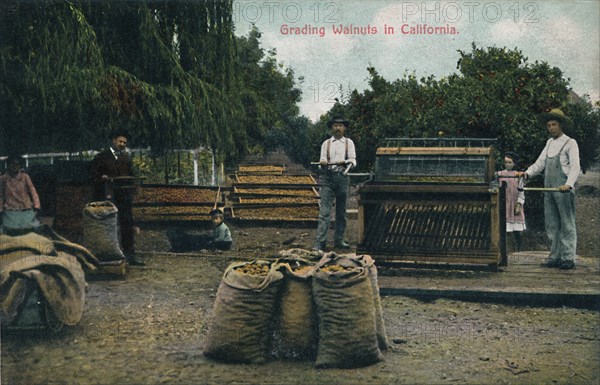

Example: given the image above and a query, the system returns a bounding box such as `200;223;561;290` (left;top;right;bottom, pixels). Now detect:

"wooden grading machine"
357;138;507;267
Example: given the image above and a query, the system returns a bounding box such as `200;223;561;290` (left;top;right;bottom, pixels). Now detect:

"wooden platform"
377;251;600;309
137;248;599;309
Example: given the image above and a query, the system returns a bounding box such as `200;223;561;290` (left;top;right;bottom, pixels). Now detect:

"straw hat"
537;108;573;129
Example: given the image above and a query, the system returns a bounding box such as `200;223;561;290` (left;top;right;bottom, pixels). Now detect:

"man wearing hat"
90;130;144;265
313;116;357;252
519;108;580;269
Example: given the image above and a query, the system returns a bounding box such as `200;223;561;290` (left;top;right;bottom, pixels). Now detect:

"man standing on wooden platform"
519;109;580;270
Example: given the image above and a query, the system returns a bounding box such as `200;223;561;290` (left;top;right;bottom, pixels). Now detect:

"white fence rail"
1;148;221;186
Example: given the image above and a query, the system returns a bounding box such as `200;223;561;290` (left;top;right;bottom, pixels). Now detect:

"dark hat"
537;108;573;130
110;129;130;140
504;151;520;162
209;208;224;217
327;116;349;128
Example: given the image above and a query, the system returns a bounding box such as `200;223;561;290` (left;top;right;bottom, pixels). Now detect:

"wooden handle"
523;187;561;192
213;186;221;210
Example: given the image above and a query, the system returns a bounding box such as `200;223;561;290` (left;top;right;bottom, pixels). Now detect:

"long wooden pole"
213;186;221;210
523;187;563;192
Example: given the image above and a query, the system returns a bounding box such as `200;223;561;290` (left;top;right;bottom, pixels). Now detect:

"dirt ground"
1;170;599;385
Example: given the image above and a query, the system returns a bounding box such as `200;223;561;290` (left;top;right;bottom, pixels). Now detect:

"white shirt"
110;147;120;160
320;136;357;168
525;134;580;188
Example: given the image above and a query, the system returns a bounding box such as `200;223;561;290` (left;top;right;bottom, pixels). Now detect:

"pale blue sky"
233;0;600;122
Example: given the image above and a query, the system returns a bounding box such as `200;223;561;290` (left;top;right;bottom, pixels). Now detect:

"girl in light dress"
497;152;526;251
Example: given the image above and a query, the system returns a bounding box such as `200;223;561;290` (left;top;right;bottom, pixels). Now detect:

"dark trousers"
116;199;135;257
315;171;349;246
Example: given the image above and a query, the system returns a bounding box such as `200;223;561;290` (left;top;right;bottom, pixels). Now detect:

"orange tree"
315;43;599;227
326;44;598;172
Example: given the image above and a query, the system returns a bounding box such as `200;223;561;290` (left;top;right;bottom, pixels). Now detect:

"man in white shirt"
313;117;357;252
519;109;580;270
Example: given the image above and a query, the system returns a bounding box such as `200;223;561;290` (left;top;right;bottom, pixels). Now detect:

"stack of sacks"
203;250;387;368
0;232;58;270
0;255;87;330
0;226;99;330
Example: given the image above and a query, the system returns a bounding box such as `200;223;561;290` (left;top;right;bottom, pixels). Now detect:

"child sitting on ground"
208;208;232;251
167;209;232;252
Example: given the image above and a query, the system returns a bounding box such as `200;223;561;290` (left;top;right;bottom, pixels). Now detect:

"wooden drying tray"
231;202;319;209
134;184;225;205
232;194;320;201
137;183;227;189
133;206;230;224
233;174;317;185
232;185;320;204
232;183;319;189
232;186;319;197
232;191;319;197
237;164;286;170
236;164;286;175
230;203;319;221
133;202;224;207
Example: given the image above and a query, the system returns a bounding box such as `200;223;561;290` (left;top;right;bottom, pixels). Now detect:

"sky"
233;0;600;122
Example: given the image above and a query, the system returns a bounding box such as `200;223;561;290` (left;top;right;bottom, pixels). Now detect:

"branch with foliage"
2;1;303;171
315;43;599;174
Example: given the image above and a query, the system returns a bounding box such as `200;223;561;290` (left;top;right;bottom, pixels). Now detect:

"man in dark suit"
90;130;144;265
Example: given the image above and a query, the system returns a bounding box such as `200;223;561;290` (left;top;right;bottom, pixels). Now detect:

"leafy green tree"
317;44;599;175
0;0;105;154
1;0;248;170
568;97;600;173
278;115;314;167
83;0;245;164
236;26;302;156
314;43;599;228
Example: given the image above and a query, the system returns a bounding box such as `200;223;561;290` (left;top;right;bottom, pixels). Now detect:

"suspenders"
558;138;571;155
545;138;571;160
326;138;349;163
